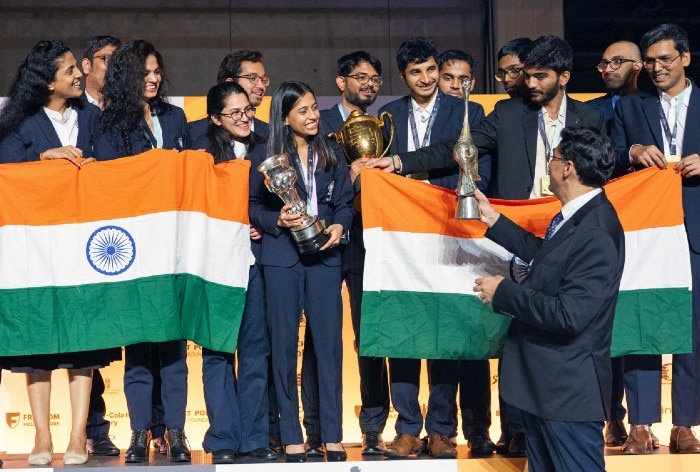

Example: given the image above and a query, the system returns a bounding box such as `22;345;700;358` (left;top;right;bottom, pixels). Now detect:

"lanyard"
408;94;441;150
538;109;562;175
658;88;686;155
338;103;349;121
294;145;315;214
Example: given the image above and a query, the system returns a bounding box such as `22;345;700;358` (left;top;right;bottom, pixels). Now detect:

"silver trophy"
454;78;481;219
257;153;329;255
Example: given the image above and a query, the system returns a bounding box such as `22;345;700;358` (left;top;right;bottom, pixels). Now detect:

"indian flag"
0;149;250;356
359;167;691;359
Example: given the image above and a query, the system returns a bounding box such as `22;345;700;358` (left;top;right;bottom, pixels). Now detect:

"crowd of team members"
0;20;698;471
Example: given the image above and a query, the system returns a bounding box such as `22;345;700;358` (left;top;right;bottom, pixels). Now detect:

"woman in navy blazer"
93;39;185;160
249;81;354;462
0;40;118;466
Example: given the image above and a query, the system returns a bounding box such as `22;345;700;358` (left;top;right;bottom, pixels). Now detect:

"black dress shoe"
152;436;167;454
508;432;527;457
285;451;307;462
211;449;237;464
239;447;277;461
165;428;191;462
362;431;386;455
305;434;325;457
269;432;283;454
326;446;347;462
469;432;496;456
125;429;151;463
495;432;512;455
88;433;120;456
604;419;628;446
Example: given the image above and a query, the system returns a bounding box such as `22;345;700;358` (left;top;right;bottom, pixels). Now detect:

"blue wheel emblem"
86;225;136;275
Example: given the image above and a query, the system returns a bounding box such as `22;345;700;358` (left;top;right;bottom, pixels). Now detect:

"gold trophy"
328;110;394;162
454;78;481;220
257;153;329;255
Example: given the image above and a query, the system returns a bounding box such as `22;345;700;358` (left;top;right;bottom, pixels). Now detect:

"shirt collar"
561;187;602;222
541;94;567;125
411;91;438;121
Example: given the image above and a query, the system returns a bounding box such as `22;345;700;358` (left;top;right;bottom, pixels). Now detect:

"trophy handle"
378;111;394;158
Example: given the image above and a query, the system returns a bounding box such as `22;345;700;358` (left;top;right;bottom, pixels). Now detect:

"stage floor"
2;443;700;472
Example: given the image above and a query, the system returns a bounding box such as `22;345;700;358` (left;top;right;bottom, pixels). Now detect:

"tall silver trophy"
454;78;481;220
257;153;329;255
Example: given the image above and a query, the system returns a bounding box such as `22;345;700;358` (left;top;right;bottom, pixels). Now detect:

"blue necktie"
545;212;563;240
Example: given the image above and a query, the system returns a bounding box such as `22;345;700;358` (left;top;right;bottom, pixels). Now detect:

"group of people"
0;20;698;472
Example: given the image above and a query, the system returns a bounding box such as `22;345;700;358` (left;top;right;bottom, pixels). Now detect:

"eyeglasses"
94;54;112;64
494;67;523;81
595;58;637;73
643;54;681;69
234;74;270;86
346;73;383;86
548;154;564;164
220;107;255;122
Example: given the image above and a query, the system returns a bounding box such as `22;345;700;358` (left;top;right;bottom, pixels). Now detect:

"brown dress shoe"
384;434;421;458
620;425;652;454
428;433;457;459
650;428;660;449
604;419;627;446
670;426;700;453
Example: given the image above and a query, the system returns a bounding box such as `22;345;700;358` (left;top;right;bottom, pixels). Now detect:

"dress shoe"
305;434;325;457
27;450;52;466
362;431;386;455
284;446;307;463
468;431;496;456
165;428;191;462
326;444;347;462
211;449;237;464
239;447;277;461
428;432;457;459
384;433;422;458
495;432;512;455
152;436;167;454
508;432;527;457
269;432;283;454
670;426;700;453
604;419;628;446
88;433;120;456
125;429;151;463
63;451;89;465
621;425;652;454
420;435;429;454
651;429;660;449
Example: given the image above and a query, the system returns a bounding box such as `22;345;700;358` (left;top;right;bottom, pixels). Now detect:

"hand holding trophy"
454;78;481;219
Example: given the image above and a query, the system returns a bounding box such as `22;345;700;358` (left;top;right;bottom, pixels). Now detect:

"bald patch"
603;41;641;61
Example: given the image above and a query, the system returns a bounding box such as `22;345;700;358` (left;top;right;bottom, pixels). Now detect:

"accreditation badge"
666;153;680;163
541;175;553;196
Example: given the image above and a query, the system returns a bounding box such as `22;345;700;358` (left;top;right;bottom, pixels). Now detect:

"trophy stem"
456;195;481;220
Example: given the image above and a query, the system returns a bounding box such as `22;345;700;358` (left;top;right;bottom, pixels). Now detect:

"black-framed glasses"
94;54;112;64
643;54;681;69
234;74;270;86
346;73;383;86
596;58;637;73
494;67;523;81
220;107;255;122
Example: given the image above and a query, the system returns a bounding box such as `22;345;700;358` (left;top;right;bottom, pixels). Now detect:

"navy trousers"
86;370;110;439
458;360;491;439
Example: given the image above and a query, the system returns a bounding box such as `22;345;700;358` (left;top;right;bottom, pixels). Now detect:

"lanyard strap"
408;94;441;149
294;145;315;213
658;88;686;155
538;110;562;175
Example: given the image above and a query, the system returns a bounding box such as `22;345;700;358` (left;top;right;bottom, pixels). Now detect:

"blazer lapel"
641;94;664;148
523;105;539;180
36;110;63;149
683;82;700;154
394;97;410;153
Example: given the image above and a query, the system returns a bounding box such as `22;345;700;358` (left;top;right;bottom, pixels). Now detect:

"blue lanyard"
408;94;441;149
294;145;315;214
538;110;562;175
658;89;686;155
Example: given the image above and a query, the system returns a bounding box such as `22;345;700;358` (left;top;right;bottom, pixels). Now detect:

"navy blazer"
320;105;345;135
587;93;615;135
249;140;354;268
93;103;187;160
0;100;97;163
612;82;700;252
185;116;269;149
488;191;625;422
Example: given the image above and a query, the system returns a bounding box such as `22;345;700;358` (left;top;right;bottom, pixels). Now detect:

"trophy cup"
454;78;481;220
257;153;329;255
328;110;394;162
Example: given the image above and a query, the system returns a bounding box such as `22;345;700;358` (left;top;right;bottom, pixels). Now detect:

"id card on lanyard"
659;89;686;163
538;110;562;196
294;146;316;216
408;94;441;150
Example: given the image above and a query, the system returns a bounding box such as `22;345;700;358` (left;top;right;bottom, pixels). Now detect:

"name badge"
666;153;680;163
541;175;553;196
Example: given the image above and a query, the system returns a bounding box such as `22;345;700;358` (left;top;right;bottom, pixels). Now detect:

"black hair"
83;35;121;60
497;37;533;61
437;49;476;74
523;35;573;74
640;23;690;55
100;39;168;156
216;50;264;84
205;81;260;163
0;40;74;139
266;81;338;171
337;50;382;77
396;36;438;73
558;127;614;187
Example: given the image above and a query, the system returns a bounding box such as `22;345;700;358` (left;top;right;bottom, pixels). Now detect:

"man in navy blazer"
185;50;270;146
611;23;700;454
474;127;625;472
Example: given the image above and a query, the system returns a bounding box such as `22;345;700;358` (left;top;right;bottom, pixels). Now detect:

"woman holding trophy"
249;81;354;462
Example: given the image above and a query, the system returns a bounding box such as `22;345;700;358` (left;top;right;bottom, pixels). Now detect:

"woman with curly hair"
0;39;118;466
93;40;190;464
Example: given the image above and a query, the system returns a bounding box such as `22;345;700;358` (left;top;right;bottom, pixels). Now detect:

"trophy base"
456;195;481;220
292;218;330;256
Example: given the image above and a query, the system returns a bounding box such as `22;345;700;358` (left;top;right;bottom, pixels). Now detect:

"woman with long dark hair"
249;81;354;462
92;39;190;464
0;39;116;466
